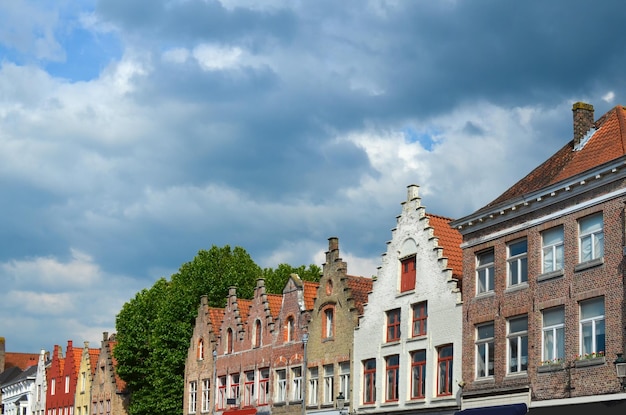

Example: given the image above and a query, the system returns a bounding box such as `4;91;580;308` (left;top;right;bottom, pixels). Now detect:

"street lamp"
336;392;346;415
615;353;626;390
302;333;309;415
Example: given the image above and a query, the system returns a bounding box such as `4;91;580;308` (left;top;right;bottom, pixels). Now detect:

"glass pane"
543;247;553;271
543;330;554;360
521;336;528;370
520;258;528;282
556;327;564;359
580;214;602;233
509;339;518;372
581;298;604;319
595;233;604;257
413;350;426;362
543;227;563;245
581;236;592;262
509;240;527;256
478;251;494;265
439;345;453;358
478;324;494;339
581;322;593;355
596;320;605;353
555;245;564;270
510;317;527;333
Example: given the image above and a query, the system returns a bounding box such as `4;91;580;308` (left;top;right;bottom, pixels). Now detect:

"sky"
1;0;626;354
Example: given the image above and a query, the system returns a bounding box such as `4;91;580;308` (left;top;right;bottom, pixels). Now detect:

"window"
258;369;269;406
412;302;427;337
81;372;86;392
308;367;319;405
244;371;254;407
254;321;262;348
197;339;204;360
51;379;55;395
323;307;334;339
363;359;376;405
579;213;604;263
507;316;528;373
65;375;70;393
542;227;564;273
476;322;494;378
400;255;416;292
189;381;197;414
230;373;240;402
217;376;226;409
291;367;302;401
225;328;233;354
339;362;350;400
285;316;295;343
410;350;426;399
386;309;401;342
202;379;210;413
542;307;564;363
385;355;399;402
437;345;453;396
580;297;605;356
476;249;495;294
276;369;287;402
323;365;334;404
507;239;528;286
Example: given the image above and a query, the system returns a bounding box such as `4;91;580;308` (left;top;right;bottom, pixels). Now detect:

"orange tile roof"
345;276;373;315
238;299;252;322
209;307;225;336
303;281;319;310
4;352;39;370
109;342;128;393
487;105;626;208
266;294;282;318
70;346;82;377
426;213;463;280
88;348;100;375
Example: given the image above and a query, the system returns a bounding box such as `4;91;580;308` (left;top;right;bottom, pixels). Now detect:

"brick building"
451;102;626;414
352;185;463;415
304;238;373;415
91;333;130;415
47;340;83;415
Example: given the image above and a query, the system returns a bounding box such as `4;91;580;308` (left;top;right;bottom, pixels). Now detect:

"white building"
352;185;464;415
1;364;37;415
31;350;48;415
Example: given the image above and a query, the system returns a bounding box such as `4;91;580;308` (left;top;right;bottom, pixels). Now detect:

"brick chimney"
572;102;595;147
0;336;5;372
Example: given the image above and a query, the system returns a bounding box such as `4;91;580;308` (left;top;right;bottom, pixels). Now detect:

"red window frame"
385;355;399;402
243;371;254;407
400;256;416;292
230;373;240;403
217;376;227;409
363;359;376;404
437;344;453;396
411;350;426;399
386;309;401;342
412;302;427;337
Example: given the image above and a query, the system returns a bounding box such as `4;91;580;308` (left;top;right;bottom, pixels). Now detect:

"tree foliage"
114;245;321;415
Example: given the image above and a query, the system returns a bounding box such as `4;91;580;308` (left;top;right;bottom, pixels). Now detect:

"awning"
223;408;257;415
455;403;527;415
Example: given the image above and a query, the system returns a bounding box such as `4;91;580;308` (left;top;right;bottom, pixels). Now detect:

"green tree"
262;263;321;293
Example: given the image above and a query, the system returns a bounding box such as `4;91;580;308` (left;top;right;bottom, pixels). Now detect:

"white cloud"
193;44;244;71
602;91;615;103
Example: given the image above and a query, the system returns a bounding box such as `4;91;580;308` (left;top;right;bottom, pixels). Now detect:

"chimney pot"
572;102;594;146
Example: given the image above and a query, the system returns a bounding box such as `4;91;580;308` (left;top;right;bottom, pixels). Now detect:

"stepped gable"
238;299;253;323
486;104;626;209
426;213;463;280
108;341;128;393
344;275;373;315
266;293;282;318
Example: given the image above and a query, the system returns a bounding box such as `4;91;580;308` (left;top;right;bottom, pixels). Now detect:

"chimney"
407;184;419;201
572;102;595;147
328;237;339;252
0;336;5;372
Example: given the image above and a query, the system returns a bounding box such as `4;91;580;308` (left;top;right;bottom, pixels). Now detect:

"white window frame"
202;379;210;413
339;362;350;400
308;367;318;405
323;364;334;404
507;239;528;286
476;322;494;378
291;366;302;401
542;227;564;273
579;213;604;263
507;316;528;374
579;297;605;356
276;369;287;402
189;381;197;414
476;250;495;294
542;307;565;363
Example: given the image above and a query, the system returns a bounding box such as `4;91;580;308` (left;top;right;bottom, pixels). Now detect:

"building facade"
46;341;82;415
353;185;464;415
1;364;37;415
32;350;49;415
91;333;130;415
451;102;626;414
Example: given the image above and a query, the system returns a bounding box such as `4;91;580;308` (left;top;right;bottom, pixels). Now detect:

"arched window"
197;338;204;360
285;316;295;342
322;307;334;339
255;320;262;347
226;328;234;354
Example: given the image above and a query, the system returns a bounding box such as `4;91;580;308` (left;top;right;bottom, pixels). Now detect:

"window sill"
475;291;495;299
574;257;604;273
504;371;528;379
504;283;528;293
382;340;401;348
574;356;605;368
537;269;564;282
537;363;565;373
380;401;399;407
407;335;427;343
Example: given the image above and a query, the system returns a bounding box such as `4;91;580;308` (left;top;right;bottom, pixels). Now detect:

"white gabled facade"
352;185;463;415
1;364;37;415
32;349;48;415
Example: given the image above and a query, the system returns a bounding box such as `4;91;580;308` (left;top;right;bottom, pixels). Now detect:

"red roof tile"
426;213;463;280
345;275;373;315
208;307;225;337
4;352;39;370
238;299;252;322
88;348;100;375
303;281;319;310
487;105;626;207
266;294;282;318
